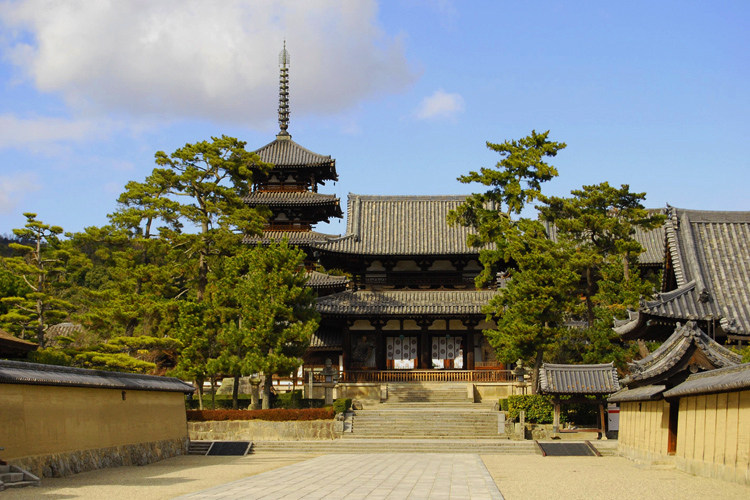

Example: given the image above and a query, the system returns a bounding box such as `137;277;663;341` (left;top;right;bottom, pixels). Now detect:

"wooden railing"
304;370;514;383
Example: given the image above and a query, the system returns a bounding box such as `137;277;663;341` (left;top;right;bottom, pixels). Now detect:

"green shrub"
273;390;303;409
498;398;509;412
185;394;253;410
507;395;555;424
332;398;352;414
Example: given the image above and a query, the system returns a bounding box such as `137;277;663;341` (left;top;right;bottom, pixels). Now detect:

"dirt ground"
2;452;748;499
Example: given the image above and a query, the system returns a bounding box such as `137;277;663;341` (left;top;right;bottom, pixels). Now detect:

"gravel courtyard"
2;453;748;500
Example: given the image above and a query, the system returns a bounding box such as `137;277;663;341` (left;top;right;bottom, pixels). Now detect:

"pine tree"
0;214;74;346
211;241;319;409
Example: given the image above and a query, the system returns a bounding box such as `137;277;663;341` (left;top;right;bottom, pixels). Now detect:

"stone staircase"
242;382;614;457
384;382;472;404
346;407;502;439
188;441;213;455
0;464;41;491
250;439;537;454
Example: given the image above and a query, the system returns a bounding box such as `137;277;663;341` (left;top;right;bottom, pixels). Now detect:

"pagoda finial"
277;40;291;138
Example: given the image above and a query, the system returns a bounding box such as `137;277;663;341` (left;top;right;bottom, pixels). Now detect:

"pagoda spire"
277;41;291;138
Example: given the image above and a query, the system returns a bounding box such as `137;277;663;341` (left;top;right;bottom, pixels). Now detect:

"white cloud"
0;114;107;151
0;172;40;214
415;89;464;120
0;0;417;127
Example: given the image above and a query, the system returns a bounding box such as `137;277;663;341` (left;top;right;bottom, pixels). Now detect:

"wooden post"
420;324;431;369
342;323;351;371
598;401;607;440
553;397;561;434
466;333;475;370
375;319;385;370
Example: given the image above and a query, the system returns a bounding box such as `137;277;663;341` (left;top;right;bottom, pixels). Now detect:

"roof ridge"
348;194;470;202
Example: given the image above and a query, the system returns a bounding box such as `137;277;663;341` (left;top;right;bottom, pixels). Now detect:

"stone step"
250;439;536;454
188;440;213;455
0;466;41;491
2;481;40;489
0;473;23;483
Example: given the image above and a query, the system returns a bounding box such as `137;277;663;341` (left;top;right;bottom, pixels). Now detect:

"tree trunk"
530;348;544;395
232;375;240;410
195;379;204;410
622;252;631;282
210;376;217;410
585;267;596;328
637;339;650;359
262;374;273;409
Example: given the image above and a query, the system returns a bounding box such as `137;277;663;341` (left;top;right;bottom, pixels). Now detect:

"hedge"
504;395;555;424
186;407;335;422
500;395;600;425
332;398;352;414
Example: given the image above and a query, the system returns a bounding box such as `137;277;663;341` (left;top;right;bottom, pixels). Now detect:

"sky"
0;0;747;237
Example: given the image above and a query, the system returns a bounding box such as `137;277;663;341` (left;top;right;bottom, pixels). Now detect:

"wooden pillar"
342;322;352;371
419;320;431;369
553;396;561;433
374;319;386;370
466;332;475;370
598;400;607;439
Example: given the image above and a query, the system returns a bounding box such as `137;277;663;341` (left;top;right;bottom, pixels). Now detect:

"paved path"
174;453;503;500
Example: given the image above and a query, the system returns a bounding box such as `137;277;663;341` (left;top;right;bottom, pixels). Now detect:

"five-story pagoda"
244;44;343;258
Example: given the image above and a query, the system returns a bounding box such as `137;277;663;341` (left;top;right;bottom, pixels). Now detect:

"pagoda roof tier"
538;363;620;395
316;290;497;317
244;191;342;217
615;207;750;339
544;208;666;267
254;136;338;181
312;194;490;257
620;321;741;388
244;230;340;247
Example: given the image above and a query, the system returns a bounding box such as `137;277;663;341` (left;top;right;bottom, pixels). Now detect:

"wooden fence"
305;369;513;383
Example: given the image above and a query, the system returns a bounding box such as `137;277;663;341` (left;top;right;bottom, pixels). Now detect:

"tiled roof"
0;329;37;357
316;290;497;317
616;207;750;338
621;321;741;387
312;194;487;256
538;363;620;395
309;329;343;350
305;271;349;289
46;322;83;338
0;360;194;393
663;362;750;398
243;191;341;208
254;136;335;170
543;209;665;266
243;231;340;246
607;384;666;403
664;208;750;335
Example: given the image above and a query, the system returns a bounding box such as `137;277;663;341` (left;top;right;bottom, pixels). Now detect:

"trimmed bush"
185;394;252;410
272;390;303;409
332;398;352;414
506;395;554;424
186;407;335;422
498;398;509;412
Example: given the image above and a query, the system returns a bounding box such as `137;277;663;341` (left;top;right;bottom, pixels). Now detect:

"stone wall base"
9;437;188;478
189;420;338;441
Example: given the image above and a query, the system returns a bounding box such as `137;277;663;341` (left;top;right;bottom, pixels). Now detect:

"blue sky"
0;0;747;237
